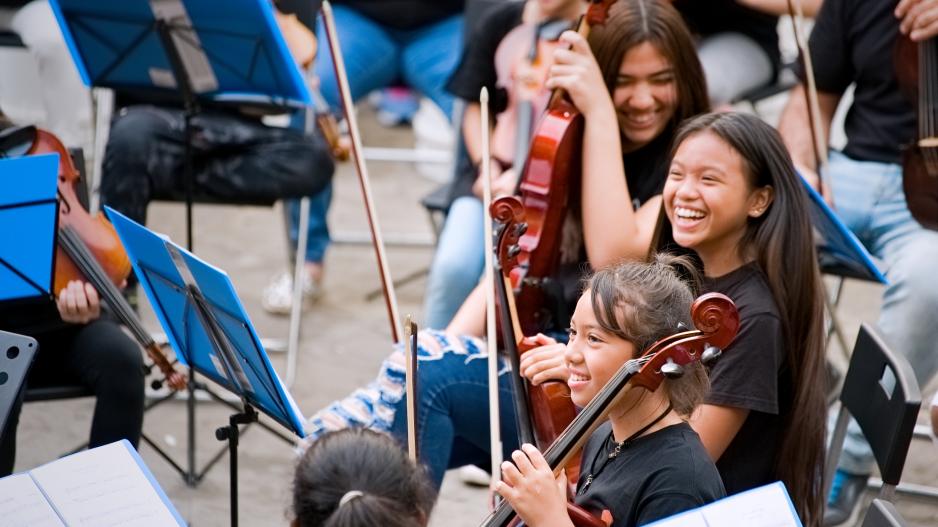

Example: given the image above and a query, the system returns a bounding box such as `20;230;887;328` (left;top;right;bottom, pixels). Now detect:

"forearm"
777;83;838;171
462;103;485;165
736;0;822;16
580;110;650;268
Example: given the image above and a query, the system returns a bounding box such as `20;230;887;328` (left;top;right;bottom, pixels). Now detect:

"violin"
895;32;938;231
480;293;740;527
491;196;577;453
510;0;616;335
27;128;187;391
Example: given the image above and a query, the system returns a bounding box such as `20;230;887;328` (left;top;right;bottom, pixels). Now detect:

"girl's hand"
546;31;614;119
520;334;569;385
56;280;101;324
495;444;573;527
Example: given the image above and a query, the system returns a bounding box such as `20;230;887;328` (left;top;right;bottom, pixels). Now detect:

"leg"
399;15;464;120
696;32;773;107
422;196;485;329
314;5;399;107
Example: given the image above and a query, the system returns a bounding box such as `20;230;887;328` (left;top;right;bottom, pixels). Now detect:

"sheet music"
29;442;180;527
699;483;801;527
0;474;64;527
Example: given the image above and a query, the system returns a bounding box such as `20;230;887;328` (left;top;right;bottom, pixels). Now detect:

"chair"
824;324;922;504
860;499;908;527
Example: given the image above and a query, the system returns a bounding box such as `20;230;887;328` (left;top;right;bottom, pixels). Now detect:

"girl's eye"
587;334;602;344
667;170;683;180
566;327;576;339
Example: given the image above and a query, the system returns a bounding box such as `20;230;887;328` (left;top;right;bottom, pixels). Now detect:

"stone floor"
12;105;938;526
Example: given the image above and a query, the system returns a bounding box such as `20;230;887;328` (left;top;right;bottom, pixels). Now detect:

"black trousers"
100;104;335;225
0;319;145;476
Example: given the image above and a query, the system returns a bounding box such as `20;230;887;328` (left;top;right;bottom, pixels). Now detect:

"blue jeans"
423;196;486;328
828;150;938;474
286;6;464;263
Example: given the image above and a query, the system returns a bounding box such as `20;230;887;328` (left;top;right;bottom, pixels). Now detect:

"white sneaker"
457;465;491;487
261;271;321;316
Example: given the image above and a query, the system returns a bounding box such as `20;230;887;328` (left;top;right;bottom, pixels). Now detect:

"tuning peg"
508;245;521;259
701;345;722;366
660;358;684;379
514;223;528;237
676;322;688;330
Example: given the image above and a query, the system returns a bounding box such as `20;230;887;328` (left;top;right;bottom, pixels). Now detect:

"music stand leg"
216;404;258;527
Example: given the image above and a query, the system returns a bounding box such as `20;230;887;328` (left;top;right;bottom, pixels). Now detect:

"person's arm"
736;0;823;17
776;83;840;190
546;31;657;269
687;404;750;461
896;0;938;41
495;444;574;527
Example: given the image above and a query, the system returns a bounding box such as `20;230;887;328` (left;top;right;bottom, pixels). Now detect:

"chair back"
0;330;37;434
860;499;908;527
824;324;921;499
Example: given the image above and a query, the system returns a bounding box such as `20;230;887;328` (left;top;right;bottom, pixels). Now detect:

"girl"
291;428;435;527
497;256;725;527
665;112;826;525
301;0;709;491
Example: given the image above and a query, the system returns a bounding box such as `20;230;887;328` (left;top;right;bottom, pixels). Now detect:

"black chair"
824;324;922;504
860;499;908;527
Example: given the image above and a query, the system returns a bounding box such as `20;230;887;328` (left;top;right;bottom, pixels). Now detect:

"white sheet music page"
29;442;179;527
0;474;64;527
700;482;802;527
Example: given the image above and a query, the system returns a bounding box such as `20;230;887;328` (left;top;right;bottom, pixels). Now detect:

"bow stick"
404;315;419;462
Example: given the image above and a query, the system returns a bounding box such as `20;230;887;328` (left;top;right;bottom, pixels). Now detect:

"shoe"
458;465;491;487
823;469;868;526
261;271;321;316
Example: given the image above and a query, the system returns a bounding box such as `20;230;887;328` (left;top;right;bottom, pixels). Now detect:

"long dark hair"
588;0;710;129
292;428;435;527
672;112;826;526
586;253;708;416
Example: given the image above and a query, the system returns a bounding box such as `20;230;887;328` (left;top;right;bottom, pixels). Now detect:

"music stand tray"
0;154;59;303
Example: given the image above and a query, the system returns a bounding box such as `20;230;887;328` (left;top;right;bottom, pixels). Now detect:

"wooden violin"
480;293;740;527
26;128;186;391
510;0;616;335
895;32;938;231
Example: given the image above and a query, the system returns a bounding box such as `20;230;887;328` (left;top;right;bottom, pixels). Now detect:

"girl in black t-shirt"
662;112;826;525
495;256;725;527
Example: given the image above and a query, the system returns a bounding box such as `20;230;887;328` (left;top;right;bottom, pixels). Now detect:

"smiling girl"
664;112;826;525
496;256;725;527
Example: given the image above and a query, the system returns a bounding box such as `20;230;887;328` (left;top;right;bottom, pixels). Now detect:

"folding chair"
824;324;922;506
860;499;908;527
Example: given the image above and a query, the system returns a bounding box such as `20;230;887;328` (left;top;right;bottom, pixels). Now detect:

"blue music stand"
0;154;59;303
106;206;305;527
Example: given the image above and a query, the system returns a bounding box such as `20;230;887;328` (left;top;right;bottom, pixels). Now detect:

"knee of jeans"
291;138;335;195
883;241;938;309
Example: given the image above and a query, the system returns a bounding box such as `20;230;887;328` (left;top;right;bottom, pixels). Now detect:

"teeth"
570;374;590;382
675;206;705;219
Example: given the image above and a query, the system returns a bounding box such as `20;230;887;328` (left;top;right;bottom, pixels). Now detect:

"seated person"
0;280;145;476
291;428;435;527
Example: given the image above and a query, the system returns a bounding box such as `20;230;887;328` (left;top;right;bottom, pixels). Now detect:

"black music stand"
50;0;310;487
108;206;307;527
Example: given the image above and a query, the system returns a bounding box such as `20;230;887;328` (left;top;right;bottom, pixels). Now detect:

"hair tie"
339;490;365;507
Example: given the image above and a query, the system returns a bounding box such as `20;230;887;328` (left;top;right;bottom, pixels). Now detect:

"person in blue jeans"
264;0;464;314
778;0;938;524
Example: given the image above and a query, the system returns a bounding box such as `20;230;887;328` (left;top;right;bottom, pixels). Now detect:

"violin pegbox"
586;0;618;26
491;196;527;271
631;293;739;392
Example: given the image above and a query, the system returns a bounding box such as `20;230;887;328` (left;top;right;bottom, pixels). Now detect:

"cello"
480;292;740;527
25;127;186;391
895;30;938;231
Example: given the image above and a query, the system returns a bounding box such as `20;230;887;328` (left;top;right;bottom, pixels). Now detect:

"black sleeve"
795;0;853;95
705;312;783;415
445;2;523;111
633;492;708;526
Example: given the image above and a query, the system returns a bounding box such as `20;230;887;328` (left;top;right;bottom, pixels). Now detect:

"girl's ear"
748;185;774;218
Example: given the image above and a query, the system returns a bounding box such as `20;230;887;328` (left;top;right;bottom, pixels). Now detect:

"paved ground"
12;103;938;526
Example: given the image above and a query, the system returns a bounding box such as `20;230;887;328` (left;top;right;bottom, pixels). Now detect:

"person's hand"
546;31;615;119
520;333;569;385
56;280;101;324
897;0;938;41
494;444;572;527
794;163;835;207
491;168;519;198
472;159;505;198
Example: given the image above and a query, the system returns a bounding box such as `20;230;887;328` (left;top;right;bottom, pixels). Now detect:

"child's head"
588;0;709;151
292;428;435;527
566;253;707;415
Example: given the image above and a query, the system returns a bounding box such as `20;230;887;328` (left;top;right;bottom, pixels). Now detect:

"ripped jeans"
303;329;520;489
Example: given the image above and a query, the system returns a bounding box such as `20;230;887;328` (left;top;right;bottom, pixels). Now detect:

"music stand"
106;206;306;527
50;0;311;487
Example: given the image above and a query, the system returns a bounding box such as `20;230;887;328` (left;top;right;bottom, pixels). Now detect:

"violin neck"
58;226;154;348
494;265;536;447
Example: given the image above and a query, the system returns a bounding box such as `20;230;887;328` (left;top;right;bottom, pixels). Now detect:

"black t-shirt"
701;263;790;496
575;421;725;527
798;0;914;164
0;296;67;336
445;1;527;204
673;0;781;75
314;0;465;31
